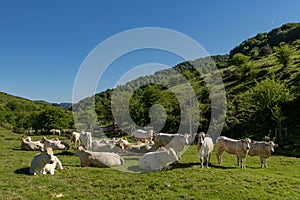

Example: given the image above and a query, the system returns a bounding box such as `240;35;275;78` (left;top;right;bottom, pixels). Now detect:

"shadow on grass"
15;167;31;175
55;151;75;156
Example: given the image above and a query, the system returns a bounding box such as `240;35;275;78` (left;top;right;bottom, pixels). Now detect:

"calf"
76;146;124;167
248;141;278;168
216;136;251;169
29;147;55;175
138;148;179;171
197;132;214;168
43;155;63;175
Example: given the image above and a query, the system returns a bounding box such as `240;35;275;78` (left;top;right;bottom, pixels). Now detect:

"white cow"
131;127;154;143
29;147;55;175
43;155;63;175
197;132;214;168
76;146;124;167
70;132;81;149
91;140;123;153
41;137;70;150
21;137;44;151
79;131;92;151
216;136;251;169
153;133;187;158
138;147;179;171
248;141;278;168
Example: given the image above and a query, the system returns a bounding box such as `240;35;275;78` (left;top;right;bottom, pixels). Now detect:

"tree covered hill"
0;92;74;133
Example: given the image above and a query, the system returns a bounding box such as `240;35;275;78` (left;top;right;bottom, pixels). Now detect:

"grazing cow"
41;137;70;150
138;148;179;171
21;137;44;151
153;133;187;158
248;141;278;168
70;132;81;149
131;127;154;143
79;131;92;151
43;155;63;175
50;129;61;136
197;132;214;168
216;136;251;169
76;146;124;167
29;147;55;175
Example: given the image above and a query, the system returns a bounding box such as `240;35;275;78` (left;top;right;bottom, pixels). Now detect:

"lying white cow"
131;128;154;143
41;137;69;150
216;136;251;169
29;147;55;175
138;147;179;171
248;141;278;168
43;155;63;175
79;131;92;151
76;146;124;167
91;140;122;153
197;132;214;168
153;133;187;158
21;137;44;151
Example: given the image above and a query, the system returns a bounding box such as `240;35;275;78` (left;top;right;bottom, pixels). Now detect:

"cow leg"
216;151;223;165
200;157;203;168
260;156;266;168
206;154;210;168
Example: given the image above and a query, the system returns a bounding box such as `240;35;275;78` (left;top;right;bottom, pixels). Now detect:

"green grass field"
0;127;299;200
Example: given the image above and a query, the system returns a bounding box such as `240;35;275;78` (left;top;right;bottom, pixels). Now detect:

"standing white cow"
79;131;92;151
197;132;214;168
138;147;179;171
216;136;251;169
29;147;55;175
70;132;81;149
248;141;278;168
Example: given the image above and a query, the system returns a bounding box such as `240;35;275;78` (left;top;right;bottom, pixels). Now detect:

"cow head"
266;141;278;153
197;132;206;146
241;138;252;150
168;148;180;163
43;147;55;164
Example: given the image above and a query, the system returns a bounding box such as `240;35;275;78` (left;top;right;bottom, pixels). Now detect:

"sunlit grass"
0;127;299;199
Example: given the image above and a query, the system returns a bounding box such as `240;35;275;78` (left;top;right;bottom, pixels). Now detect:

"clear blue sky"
0;0;299;103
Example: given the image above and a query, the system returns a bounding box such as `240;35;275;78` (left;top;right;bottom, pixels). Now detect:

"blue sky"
0;0;299;103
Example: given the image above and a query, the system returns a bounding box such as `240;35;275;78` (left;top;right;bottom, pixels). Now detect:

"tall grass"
0;127;299;199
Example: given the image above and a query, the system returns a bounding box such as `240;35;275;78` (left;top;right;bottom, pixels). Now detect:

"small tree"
274;43;292;68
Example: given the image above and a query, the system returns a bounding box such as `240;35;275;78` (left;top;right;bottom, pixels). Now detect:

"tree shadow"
15;167;31;175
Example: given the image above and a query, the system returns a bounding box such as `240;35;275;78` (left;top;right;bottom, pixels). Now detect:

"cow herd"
20;130;278;175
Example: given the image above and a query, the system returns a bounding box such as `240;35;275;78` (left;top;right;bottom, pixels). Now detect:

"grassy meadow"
0;127;299;200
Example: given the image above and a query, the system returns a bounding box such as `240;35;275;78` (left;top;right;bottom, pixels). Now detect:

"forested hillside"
74;23;300;155
0;92;74;133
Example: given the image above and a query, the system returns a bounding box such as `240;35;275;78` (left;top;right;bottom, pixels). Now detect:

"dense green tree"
274;43;292;68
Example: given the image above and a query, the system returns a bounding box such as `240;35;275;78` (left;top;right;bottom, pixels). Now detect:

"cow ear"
241;139;245;143
275;144;279;147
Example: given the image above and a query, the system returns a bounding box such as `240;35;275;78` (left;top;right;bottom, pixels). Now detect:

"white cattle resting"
91;140;123;153
197;132;214;168
248;141;278;168
41;137;69;150
50;129;61;136
70;132;81;149
153;133;187;158
29;147;55;175
43;155;63;175
131;128;154;143
76;146;124;167
79;131;92;151
216;136;251;169
138;147;179;171
21;137;44;151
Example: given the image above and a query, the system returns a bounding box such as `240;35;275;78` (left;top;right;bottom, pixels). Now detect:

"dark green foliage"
230;22;300;56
